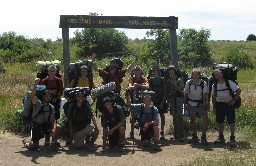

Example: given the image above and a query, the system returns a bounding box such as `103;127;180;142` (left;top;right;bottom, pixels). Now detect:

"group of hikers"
22;53;242;152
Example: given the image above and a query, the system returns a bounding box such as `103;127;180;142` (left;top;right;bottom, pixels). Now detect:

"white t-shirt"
211;80;239;103
184;79;207;106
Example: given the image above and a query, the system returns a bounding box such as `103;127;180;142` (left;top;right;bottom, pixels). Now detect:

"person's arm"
212;95;216;114
31;78;41;105
57;79;64;98
175;79;184;94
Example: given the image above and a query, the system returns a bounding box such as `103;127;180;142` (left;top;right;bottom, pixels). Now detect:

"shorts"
140;124;154;141
188;103;206;118
73;125;94;148
215;102;236;124
168;96;183;116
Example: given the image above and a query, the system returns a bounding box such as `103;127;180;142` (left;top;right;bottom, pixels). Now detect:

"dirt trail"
0;115;237;166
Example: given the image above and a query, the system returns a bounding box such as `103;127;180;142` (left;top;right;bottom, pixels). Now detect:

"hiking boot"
88;142;96;152
118;143;124;152
160;131;165;140
229;136;236;148
153;142;162;151
127;132;134;140
50;142;60;151
188;134;199;143
201;136;209;145
214;135;225;144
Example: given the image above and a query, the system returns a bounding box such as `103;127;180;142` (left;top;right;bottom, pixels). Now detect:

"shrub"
223;48;254;69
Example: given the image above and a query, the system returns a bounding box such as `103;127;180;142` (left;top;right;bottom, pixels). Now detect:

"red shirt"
99;69;127;93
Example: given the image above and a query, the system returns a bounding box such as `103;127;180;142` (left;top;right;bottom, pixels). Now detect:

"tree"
71;28;129;58
178;28;212;67
246;34;256;41
141;29;171;66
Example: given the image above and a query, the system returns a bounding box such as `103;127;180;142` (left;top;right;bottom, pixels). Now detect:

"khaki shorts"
74;125;94;148
188;103;205;118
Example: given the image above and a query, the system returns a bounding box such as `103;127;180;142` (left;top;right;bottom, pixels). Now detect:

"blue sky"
1;0;255;41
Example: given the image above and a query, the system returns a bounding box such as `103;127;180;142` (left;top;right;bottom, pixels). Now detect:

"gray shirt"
32;100;54;124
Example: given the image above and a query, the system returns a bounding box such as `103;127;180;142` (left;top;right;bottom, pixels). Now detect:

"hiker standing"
127;66;149;139
166;65;185;142
68;65;96;89
92;53;136;94
148;65;167;140
211;69;241;147
184;68;208;145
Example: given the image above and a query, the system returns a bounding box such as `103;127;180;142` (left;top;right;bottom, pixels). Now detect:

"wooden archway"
59;15;178;87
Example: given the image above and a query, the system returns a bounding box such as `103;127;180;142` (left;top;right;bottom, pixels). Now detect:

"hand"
35;78;40;84
228;99;235;106
108;128;114;135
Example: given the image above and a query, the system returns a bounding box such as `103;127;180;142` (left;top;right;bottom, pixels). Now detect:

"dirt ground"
0;115;243;166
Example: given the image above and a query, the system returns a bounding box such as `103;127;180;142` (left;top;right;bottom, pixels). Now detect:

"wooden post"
169;29;179;70
62;28;70;88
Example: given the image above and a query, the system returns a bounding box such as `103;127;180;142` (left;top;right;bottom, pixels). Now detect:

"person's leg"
214;103;226;144
159;113;165;140
153;125;161;151
128;115;135;139
227;106;236;147
118;126;126;151
201;114;208;145
73;128;86;149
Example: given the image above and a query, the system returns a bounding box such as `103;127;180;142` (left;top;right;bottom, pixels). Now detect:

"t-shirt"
99;69;127;93
41;77;64;96
184;79;207;106
131;104;159;123
166;77;184;96
101;105;125;128
149;77;166;99
68;77;96;88
211;80;239;103
32;100;55;124
68;102;93;132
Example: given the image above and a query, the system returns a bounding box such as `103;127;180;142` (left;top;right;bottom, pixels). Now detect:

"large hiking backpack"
36;60;62;79
68;60;94;88
20;85;47;122
211;62;241;108
147;67;169;81
176;69;189;86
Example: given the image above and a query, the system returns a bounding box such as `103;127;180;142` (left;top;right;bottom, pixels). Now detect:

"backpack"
147;67;169;81
176;69;189;86
187;79;205;107
20;85;47;122
36;60;62;79
68;60;94;89
212;62;241;108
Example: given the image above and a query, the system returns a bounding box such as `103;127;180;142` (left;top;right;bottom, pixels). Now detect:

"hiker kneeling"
22;78;60;151
68;90;99;151
126;91;161;151
101;97;126;151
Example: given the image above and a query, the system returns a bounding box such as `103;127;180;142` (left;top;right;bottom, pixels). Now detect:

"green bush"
0;58;5;74
223;48;254;69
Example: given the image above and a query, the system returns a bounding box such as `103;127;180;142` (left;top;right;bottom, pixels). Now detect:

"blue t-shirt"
131;104;159;123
